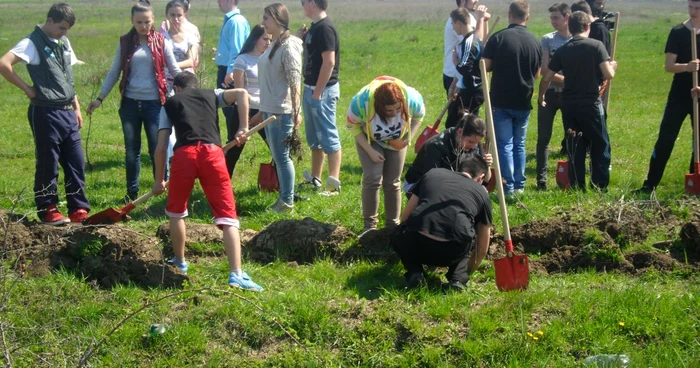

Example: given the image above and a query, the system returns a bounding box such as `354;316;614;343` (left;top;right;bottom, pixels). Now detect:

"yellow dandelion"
533;337;539;341
537;330;544;336
527;332;533;337
619;322;625;327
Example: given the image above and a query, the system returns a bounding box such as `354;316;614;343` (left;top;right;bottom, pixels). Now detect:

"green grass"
0;0;699;366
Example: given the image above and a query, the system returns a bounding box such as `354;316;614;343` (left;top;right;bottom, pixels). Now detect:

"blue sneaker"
228;271;263;292
167;258;188;275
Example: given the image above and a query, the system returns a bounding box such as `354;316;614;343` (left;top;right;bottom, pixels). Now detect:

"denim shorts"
303;83;341;153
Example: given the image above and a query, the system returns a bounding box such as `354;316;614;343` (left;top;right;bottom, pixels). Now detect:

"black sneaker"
405;272;426;289
633;185;654;195
443;280;467;292
293;193;309;202
536;182;547;191
123;191;138;204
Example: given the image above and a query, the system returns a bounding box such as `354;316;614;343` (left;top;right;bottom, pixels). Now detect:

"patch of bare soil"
244;217;354;264
2;211;186;289
341;227;398;262
490;201;700;276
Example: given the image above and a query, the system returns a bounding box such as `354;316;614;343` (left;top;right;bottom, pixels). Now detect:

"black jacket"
405;127;484;184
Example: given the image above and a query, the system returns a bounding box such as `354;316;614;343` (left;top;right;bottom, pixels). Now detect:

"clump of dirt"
341;227;398;262
680;222;700;253
1;211;186;289
625;251;680;273
533;244;635;274
508;216;586;255
244;217;354;264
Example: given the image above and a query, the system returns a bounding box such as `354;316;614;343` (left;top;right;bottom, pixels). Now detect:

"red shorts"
165;143;239;228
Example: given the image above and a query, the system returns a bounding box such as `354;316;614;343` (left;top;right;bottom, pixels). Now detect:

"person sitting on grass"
404;113;492;195
391;155;492;291
151;71;262;291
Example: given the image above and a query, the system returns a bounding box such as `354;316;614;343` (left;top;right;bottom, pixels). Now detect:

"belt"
31;103;73;110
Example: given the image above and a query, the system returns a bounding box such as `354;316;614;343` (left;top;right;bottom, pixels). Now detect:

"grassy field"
0;0;699;366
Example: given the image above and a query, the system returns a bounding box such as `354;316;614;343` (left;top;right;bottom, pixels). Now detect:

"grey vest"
27;26;75;107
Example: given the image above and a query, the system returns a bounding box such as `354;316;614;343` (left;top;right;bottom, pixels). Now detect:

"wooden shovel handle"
222;115;278;153
134;180;169;207
479;59;512;244
692;28;699;165
484;16;500;44
603;12;621;108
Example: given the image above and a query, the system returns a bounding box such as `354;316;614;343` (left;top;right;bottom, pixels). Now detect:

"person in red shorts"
152;71;262;291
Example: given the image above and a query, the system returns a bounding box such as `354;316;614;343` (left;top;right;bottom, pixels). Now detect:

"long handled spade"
602;12;620;108
85;116;278;225
479;59;529;291
415;99;451;153
686;29;700;195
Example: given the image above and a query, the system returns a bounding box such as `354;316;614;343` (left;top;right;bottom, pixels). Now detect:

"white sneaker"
268;198;294;214
321;176;341;196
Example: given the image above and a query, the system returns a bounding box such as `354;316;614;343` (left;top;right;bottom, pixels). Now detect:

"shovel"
601;12;620;109
222;115;277;153
479;59;529;291
84;183;168;225
415;99;451;153
686;29;700;195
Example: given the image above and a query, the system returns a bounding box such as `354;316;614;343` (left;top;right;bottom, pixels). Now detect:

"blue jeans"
119;97;163;195
263;113;295;204
303;83;341;153
493;108;531;193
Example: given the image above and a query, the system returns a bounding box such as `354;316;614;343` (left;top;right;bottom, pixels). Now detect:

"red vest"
119;29;168;105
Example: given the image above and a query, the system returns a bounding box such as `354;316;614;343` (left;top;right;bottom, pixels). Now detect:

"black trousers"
561;101;611;189
391;227;471;284
536;89;565;185
28;105;90;213
217;66;269;178
643;96;696;188
445;87;484;129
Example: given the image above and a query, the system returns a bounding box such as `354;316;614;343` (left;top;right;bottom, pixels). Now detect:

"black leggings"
225;107;269;178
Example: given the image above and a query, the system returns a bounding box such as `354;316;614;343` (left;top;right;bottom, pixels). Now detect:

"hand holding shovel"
222;115;277;153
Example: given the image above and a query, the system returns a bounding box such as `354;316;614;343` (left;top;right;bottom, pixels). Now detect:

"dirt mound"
1;211;186;289
625;251;679;273
244;217;354;264
157;222;223;245
341;227;398;262
680;222;700;253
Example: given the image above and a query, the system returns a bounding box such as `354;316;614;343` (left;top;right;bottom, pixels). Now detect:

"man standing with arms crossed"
539;11;617;190
637;0;700;193
299;0;342;194
217;0;250;176
535;3;571;190
482;0;542;196
0;3;90;224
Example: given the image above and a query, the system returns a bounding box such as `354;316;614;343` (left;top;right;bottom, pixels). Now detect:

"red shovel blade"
556;160;571;190
494;240;530;291
84;203;136;225
414;126;439;153
685;172;700;195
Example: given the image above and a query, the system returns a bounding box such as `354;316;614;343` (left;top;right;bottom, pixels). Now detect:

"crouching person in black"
391;155;492;291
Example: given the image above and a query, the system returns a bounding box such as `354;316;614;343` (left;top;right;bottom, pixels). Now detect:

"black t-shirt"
666;24;700;100
482;24;542;110
303;17;340;87
589;20;611;54
455;32;483;96
405;168;492;245
549;36;609;105
405;127;484;184
163;88;222;150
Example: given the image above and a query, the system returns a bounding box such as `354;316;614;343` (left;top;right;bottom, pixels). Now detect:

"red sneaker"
41;204;70;225
69;209;89;223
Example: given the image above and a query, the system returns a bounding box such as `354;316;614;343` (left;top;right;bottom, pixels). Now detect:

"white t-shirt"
369;114;405;142
443;13;476;78
11;33;78;66
161;30;198;75
233;53;261;109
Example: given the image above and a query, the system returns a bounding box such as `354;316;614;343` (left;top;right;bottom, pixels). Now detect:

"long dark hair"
165;0;186;14
131;0;152;17
239;24;267;56
264;3;290;60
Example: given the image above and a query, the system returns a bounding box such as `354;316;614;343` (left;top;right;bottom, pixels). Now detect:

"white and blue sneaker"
228;271;264;292
167;258;189;275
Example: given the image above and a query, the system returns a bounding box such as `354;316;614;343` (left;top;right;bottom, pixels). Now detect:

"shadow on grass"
84;158;124;173
344;261;404;299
